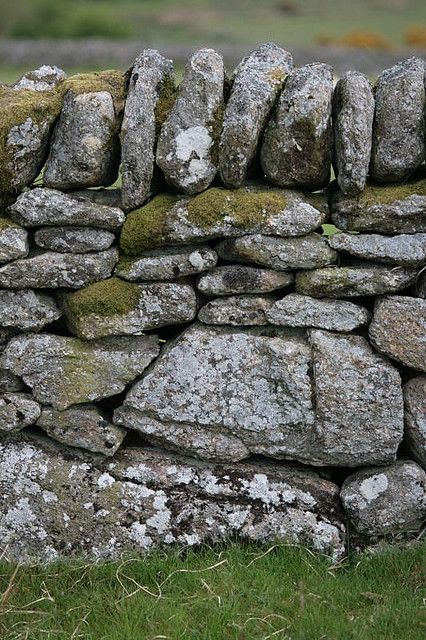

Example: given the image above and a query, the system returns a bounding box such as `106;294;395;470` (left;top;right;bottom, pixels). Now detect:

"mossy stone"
65;277;140;319
120;194;179;255
154;74;176;134
359;178;426;207
62;70;126;113
0;217;19;232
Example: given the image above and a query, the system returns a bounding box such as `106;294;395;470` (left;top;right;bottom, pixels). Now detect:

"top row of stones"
1;45;425;207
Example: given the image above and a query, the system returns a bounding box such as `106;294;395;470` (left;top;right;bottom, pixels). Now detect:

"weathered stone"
0;248;118;289
37;405;126;456
156;49;224;194
9;188;125;230
0;290;61;331
197;265;293;295
35;227;115;254
69;188;123;209
330;177;426;234
13;65;66;92
0;435;346;561
341;461;426;538
329;232;426;267
44;71;126;189
63;278;197;340
0;370;23;393
296;265;417;297
266;293;370;331
332;71;374;195
0;333;159;410
370;58;425;182
198;296;274;326
369;296;426;372
115;245;217;281
121;50;175;211
261;63;333;190
403;377;426;469
0;393;41;433
219;44;293;187
0;218;28;263
216;234;336;271
115;324;403;466
309;329;403;467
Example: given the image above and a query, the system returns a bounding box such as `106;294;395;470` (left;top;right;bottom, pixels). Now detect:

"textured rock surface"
121;50;174;211
261;63;333;189
369;296;426;372
115;245;217;281
0;219;29;263
12;65;66;92
0;289;61;331
63;278;197;339
0;333;159;410
329;232;426;267
0;248;118;289
37;405;126;456
216;234;337;271
198;296;274;326
296;265;417;297
156;49;224;194
403;377;426;469
35;227;115;253
266;293;370;331
9;188;125;230
329;178;426;234
0;435;346;561
0;393;41;432
341;461;426;537
197;265;293;295
332;71;374;195
0;370;23;393
370;58;425;182
115;324;403;466
219;44;293;187
120;187;328;254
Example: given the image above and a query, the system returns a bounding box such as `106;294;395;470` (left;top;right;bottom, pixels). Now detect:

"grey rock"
198;296;274;326
329;232;426;267
0;370;23;393
35;227;115;254
115;245;217;281
63;278;197;340
115;324;403;467
0;248;118;289
296;265;417;297
266;293;370;331
261;63;333;190
9;188;125;230
0;290;61;331
0;393;41;433
341;461;426;537
0;436;346;561
197;265;293;295
330;178;426;234
216;234;337;271
403;376;426;469
121;50;174;211
418;270;426;298
219;43;293;187
332;71;374;195
69;188;122;209
13;65;66;92
370;58;425;182
0;333;159;410
369;296;426;372
0;219;29;263
156;49;224;194
37;405;126;456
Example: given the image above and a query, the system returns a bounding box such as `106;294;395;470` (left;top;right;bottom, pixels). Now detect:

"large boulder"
0;435;346;561
403;376;426;469
328;232;426;267
114;325;403;467
115;245;217;281
0;289;61;331
0;218;29;264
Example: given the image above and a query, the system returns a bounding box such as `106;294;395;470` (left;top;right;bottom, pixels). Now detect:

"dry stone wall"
0;46;425;562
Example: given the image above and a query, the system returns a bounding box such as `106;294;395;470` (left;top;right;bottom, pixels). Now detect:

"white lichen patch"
97;472;116;489
359;474;389;504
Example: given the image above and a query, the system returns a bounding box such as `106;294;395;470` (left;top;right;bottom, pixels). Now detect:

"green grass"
1;542;425;639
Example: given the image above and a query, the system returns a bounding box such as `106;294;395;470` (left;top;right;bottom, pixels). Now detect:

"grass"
0;542;425;639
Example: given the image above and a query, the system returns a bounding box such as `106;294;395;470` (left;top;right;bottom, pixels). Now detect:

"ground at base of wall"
0;542;424;640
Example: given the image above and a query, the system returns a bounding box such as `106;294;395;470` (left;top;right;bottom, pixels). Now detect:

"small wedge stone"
403;376;426;469
198;295;274;325
34;227;115;253
0;219;28;264
115;245;217;281
13;65;66;92
0;393;41;432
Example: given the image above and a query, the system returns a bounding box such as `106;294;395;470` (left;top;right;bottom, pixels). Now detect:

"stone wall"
0;45;425;562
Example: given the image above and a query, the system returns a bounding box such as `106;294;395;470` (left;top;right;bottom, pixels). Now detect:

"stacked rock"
0;49;425;562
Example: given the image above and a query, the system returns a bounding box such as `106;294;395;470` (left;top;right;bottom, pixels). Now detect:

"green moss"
359;178;426;206
186;187;287;229
62;70;126;113
65;277;140;318
154;74;176;134
209;102;225;166
120;194;179;255
0;217;19;231
267;67;288;85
